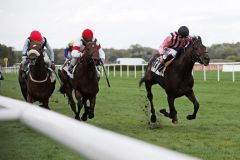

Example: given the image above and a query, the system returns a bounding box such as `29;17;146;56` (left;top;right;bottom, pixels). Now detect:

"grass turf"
0;72;240;160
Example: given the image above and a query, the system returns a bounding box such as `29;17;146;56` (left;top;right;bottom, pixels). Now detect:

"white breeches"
163;48;177;60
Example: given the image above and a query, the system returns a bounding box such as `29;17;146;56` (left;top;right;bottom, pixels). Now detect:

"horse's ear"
196;36;202;43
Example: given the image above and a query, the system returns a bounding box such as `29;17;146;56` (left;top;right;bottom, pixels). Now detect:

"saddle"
22;65;56;83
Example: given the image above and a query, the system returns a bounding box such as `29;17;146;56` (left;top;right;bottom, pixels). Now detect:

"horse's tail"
139;77;145;87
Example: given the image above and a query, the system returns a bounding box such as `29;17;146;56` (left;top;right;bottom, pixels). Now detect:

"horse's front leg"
145;81;157;123
81;98;89;121
75;90;84;121
27;94;34;103
41;99;50;110
160;95;178;124
88;96;96;119
185;90;199;120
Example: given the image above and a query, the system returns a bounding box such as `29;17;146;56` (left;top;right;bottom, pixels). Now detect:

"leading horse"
18;41;55;109
139;36;210;124
58;42;100;121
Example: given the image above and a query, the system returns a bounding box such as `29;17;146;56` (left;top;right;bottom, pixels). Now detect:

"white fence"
1;62;240;81
0;96;198;160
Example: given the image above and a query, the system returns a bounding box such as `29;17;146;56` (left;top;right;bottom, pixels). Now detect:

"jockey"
64;40;74;61
21;30;55;78
68;28;105;77
158;26;192;69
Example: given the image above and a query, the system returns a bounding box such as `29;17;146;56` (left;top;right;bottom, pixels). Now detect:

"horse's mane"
175;35;202;59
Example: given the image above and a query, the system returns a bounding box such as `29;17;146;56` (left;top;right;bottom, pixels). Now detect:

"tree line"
1;42;240;66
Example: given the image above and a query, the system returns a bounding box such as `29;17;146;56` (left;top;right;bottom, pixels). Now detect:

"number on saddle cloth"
151;57;164;76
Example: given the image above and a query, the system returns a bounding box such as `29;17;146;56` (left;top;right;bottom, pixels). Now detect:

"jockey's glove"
51;63;56;70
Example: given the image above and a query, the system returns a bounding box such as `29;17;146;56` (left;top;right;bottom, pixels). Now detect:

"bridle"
80;42;100;65
191;39;208;63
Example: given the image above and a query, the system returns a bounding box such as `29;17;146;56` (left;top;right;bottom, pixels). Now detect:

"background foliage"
1;42;240;66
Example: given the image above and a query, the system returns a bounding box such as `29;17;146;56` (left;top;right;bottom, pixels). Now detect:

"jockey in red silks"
68;28;105;77
158;26;192;69
21;30;55;78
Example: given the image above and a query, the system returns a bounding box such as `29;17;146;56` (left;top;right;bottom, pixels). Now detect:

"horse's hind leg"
145;82;157;122
185;90;199;120
160;96;178;124
66;90;78;119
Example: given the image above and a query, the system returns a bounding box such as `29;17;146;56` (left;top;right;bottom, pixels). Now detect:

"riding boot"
158;54;174;72
158;62;165;71
68;64;74;74
22;70;28;79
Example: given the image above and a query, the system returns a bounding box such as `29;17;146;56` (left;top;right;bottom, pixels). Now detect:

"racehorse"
139;36;210;124
18;41;55;109
58;42;100;121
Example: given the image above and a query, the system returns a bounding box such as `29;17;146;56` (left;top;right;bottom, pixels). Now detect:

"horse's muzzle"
202;55;210;66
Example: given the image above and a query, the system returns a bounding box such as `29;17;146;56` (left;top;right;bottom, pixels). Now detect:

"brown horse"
18;41;55;109
58;42;100;121
139;36;210;124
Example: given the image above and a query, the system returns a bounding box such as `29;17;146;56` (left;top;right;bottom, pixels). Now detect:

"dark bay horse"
139;36;210;124
58;42;100;121
18;41;55;109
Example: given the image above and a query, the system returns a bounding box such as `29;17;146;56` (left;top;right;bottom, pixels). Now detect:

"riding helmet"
82;29;93;42
30;30;43;43
178;26;189;37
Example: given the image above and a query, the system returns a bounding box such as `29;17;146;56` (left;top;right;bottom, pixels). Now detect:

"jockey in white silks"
68;28;105;77
21;30;55;78
158;26;193;70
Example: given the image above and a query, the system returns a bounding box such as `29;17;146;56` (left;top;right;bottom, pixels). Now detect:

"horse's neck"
79;62;96;78
174;48;195;73
31;59;47;79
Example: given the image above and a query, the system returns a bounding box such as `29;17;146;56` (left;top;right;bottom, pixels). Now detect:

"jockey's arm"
45;41;55;63
64;47;70;59
159;35;172;61
95;39;105;64
22;39;30;56
99;48;105;64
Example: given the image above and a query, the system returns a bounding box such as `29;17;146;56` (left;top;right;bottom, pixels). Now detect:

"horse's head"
191;36;210;66
82;42;100;65
27;41;43;65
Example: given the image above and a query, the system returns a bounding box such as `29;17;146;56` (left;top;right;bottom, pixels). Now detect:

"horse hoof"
172;119;178;124
150;115;157;123
81;113;88;121
75;116;80;120
186;115;196;120
160;109;166;114
88;113;94;119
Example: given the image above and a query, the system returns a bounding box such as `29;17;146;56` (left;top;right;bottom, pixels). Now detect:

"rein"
29;72;49;83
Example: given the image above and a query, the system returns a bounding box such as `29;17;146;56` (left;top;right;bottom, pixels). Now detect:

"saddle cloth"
151;57;165;76
150;57;174;77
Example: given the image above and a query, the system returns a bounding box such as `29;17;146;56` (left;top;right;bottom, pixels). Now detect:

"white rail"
0;96;198;160
1;62;240;81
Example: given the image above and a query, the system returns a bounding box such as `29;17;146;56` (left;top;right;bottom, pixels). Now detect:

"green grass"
0;72;240;160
